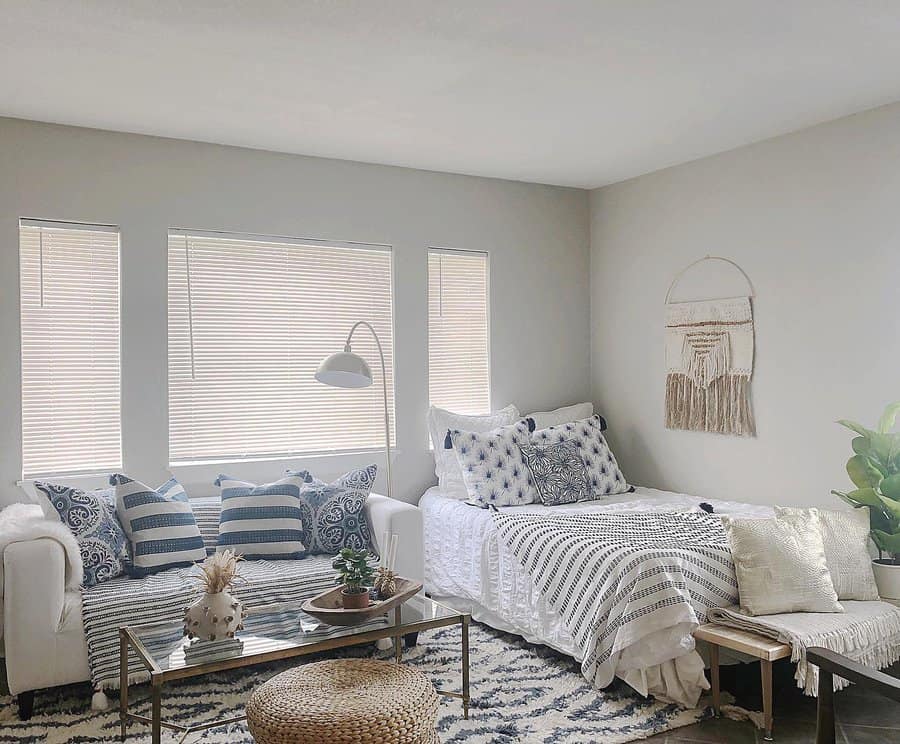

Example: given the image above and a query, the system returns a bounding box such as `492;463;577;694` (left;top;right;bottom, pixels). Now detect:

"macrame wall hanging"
664;256;756;436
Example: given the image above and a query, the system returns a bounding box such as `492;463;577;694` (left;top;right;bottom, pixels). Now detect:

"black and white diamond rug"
0;622;713;743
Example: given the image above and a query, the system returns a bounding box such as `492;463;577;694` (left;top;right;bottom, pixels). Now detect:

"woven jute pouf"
246;658;440;744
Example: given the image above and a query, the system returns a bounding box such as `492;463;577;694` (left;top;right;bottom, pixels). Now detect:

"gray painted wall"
0;117;590;507
590;102;900;507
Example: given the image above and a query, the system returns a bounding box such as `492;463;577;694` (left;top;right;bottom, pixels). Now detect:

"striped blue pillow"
214;474;306;559
111;474;206;577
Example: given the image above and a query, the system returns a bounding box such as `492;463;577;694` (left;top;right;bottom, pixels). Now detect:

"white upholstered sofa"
2;493;423;718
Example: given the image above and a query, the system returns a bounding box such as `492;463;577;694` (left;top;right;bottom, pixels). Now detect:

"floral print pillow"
520;439;589;506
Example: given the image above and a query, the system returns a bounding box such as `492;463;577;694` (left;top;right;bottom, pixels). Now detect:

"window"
167;230;394;464
428;249;490;414
19;220;122;477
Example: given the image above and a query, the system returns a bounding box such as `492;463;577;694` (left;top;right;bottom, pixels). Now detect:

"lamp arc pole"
343;321;392;500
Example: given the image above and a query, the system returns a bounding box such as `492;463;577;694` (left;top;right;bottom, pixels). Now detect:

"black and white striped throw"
492;510;738;689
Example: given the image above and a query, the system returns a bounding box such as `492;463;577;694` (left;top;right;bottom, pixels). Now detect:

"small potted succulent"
833;402;900;598
332;547;375;609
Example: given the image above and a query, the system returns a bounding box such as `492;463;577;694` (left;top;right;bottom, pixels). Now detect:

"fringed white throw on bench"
665;297;755;436
708;601;900;695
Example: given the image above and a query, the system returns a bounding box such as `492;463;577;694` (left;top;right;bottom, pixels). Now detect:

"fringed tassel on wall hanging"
664;258;756;436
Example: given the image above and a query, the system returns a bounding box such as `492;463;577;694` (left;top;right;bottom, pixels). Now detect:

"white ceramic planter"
183;591;245;641
872;560;900;600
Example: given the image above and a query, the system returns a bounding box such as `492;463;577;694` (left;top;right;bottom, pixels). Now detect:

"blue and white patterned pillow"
285;465;377;555
111;474;206;577
448;420;538;507
34;482;129;587
531;415;631;499
214;474;307;559
520;440;589;506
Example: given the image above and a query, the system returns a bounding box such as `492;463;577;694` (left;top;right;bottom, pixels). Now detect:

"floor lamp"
315;320;393;500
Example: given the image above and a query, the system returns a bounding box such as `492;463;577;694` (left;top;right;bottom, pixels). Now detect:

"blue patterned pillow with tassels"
531;415;631;499
448;419;539;507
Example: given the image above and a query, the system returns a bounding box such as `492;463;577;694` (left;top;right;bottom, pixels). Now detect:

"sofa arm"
3;538;89;695
366;495;423;583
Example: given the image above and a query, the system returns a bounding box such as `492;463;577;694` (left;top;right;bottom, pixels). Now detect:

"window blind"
167;231;394;464
428;249;490;414
19;220;122;478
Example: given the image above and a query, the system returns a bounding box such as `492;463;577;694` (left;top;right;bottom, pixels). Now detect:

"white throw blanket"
492;510;738;707
708;601;900;695
0;503;83;642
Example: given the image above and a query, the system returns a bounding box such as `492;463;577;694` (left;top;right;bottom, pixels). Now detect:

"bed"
420;485;773;707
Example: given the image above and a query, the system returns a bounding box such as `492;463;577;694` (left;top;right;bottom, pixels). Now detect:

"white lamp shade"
315;351;373;389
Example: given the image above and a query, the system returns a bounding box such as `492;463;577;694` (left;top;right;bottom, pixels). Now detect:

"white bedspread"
421;486;772;706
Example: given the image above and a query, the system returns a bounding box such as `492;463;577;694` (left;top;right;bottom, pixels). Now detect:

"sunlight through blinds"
19;220;122;477
428;249;490;414
167;231;394;463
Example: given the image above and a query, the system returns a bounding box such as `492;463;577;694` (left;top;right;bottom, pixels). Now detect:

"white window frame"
166;228;396;466
426;246;491;422
19;218;123;479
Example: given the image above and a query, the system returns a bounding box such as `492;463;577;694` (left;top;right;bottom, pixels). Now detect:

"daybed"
421;484;772;707
2;492;422;717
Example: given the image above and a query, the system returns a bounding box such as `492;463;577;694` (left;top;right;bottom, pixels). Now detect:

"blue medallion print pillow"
34;482;129;587
531;415;631;499
214;474;307;559
520;440;589;506
448;420;539;507
285;465;377;555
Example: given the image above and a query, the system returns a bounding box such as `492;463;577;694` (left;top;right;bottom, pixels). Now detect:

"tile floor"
645;660;900;743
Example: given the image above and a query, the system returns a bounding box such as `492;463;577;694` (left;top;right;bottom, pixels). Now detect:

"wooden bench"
694;623;792;741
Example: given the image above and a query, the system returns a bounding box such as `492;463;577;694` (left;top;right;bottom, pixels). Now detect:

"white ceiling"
3;1;900;188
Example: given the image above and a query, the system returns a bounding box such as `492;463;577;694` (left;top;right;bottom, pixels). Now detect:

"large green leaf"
838;419;877;439
852;436;872;457
881;474;900;501
878;402;900;434
868;432;900;469
835;487;882;508
872;529;900;555
880;493;900;521
847;455;883;489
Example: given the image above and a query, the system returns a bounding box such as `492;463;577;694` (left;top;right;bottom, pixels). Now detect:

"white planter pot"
872;560;900;600
183;591;245;641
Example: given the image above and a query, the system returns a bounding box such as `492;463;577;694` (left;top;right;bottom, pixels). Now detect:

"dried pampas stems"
195;549;244;594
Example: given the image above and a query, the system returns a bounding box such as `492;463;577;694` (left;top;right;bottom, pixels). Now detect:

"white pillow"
527;402;594;430
723;511;843;616
449;420;538;507
427;404;519;498
775;506;879;601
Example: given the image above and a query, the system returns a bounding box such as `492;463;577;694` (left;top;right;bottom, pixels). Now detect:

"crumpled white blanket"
0;502;83;643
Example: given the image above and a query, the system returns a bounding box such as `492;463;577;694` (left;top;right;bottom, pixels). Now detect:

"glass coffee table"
118;594;470;743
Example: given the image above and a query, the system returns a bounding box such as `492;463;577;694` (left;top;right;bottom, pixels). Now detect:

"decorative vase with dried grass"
183;550;247;642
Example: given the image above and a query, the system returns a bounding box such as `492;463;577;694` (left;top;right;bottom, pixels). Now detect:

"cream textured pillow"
723;512;843;616
426;404;520;499
775;506;879;601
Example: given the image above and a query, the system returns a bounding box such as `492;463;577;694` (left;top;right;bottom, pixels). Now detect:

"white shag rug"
0;622;714;743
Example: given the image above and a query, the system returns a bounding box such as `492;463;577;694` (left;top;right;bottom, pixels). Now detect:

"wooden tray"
301;578;423;626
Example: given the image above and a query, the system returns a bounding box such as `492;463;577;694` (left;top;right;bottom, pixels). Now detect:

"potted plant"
833;402;900;598
332;547;375;609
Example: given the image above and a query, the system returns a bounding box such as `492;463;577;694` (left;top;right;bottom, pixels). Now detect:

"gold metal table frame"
118;599;470;743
